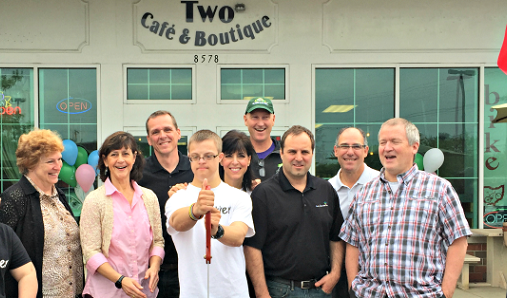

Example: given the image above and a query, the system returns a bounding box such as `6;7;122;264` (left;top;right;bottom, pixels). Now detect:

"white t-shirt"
328;164;379;219
165;182;255;298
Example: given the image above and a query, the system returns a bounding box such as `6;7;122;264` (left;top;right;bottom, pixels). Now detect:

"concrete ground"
454;286;506;298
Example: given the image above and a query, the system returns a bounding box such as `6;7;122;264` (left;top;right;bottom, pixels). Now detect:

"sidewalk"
454;286;506;298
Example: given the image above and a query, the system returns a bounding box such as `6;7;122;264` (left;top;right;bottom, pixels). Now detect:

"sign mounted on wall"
134;0;277;52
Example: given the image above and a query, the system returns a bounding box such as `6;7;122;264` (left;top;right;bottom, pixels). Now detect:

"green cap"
245;97;274;114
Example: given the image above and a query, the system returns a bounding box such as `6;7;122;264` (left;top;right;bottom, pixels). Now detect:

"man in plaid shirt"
339;118;471;298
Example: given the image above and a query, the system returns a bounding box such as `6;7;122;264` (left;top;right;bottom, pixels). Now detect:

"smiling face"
27;151;63;193
147;114;181;158
334;128;368;175
281;133;313;182
378;124;419;181
220;150;251;185
244;109;275;146
103;147;136;184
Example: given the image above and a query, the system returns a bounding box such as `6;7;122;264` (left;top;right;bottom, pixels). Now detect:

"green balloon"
415;153;424;170
59;161;77;187
75;147;89;168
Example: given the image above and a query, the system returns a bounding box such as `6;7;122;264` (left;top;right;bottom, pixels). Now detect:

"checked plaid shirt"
340;164;471;298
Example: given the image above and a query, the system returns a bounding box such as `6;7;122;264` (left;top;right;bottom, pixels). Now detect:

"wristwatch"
115;275;125;289
211;224;224;239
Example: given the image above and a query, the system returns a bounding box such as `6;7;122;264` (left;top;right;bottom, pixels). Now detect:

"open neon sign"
0;92;22;115
56;97;92;114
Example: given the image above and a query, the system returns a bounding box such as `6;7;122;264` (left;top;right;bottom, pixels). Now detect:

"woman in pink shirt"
80;132;164;298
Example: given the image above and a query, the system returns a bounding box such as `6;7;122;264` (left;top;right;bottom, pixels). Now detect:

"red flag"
498;25;507;75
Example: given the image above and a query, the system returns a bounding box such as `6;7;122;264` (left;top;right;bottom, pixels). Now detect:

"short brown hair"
280;125;315;152
188;130;222;153
98;131;145;182
145;110;178;135
16;129;64;174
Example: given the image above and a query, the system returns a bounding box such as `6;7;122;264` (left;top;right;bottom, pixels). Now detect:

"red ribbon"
205;185;212;264
498;25;507;75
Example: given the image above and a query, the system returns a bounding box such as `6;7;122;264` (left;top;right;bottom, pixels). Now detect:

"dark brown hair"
98;131;144;182
219;130;255;191
280;125;315;152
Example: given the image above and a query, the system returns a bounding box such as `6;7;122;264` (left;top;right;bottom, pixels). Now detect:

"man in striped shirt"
340;118;471;298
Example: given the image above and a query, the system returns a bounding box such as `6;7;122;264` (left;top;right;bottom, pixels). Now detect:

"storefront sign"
135;0;276;51
56;97;92;114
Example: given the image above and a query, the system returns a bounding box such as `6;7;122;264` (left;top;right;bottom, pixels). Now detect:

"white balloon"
423;148;444;173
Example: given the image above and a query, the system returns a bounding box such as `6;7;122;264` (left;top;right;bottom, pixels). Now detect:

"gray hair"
335;127;368;147
379;118;420;145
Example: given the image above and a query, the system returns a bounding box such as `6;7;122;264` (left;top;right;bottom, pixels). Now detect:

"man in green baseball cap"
244;97;281;182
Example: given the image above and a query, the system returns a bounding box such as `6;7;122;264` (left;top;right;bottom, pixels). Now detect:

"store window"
483;67;507;229
400;67;479;228
39;68;98;217
127;68;192;100
314;68;395;179
221;68;286;100
0;68;34;192
135;135;188;158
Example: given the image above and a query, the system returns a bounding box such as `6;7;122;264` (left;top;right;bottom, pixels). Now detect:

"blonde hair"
16;129;64;174
188;130;222;153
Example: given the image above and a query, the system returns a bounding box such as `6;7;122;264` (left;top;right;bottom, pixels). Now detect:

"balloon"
75;147;89;169
423;148;444;173
59;161;77;187
76;164;96;192
414;153;424;171
88;150;99;173
62;139;78;166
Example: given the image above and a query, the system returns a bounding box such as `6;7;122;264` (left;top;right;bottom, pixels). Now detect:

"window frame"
217;64;290;104
123;64;196;104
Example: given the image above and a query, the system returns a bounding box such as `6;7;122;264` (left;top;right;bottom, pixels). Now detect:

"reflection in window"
221;68;285;100
314;68;395;179
39;68;98;218
127;68;192;100
400;67;479;227
0;68;34;192
483;67;507;229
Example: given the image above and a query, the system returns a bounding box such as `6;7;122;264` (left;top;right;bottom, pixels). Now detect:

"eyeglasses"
336;144;366;151
258;159;265;177
188;153;218;163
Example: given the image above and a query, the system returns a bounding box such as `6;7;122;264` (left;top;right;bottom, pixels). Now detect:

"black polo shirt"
244;168;343;281
0;223;31;298
138;151;194;265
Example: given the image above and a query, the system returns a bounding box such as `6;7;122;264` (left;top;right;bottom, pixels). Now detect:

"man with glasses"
244;125;344;298
328;127;379;297
340;118;470;298
244;97;282;181
138;110;194;298
165;130;255;298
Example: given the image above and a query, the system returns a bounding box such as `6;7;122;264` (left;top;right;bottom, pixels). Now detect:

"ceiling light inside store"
322;105;356;113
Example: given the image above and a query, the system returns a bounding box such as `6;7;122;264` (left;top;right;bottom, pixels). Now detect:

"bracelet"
188;203;203;221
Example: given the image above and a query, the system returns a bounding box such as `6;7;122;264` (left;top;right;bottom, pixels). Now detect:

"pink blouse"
82;179;164;298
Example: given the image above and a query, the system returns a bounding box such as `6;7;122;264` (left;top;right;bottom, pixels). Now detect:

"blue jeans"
266;279;332;298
